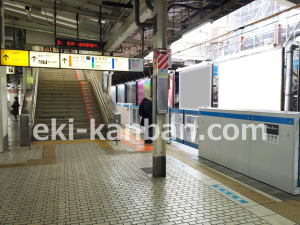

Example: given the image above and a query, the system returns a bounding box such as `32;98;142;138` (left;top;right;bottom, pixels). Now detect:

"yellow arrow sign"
1;49;29;67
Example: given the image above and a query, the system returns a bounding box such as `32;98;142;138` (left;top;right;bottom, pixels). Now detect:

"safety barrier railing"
86;71;121;141
170;108;199;149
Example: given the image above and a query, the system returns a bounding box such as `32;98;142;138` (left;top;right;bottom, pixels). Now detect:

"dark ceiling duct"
145;0;153;12
102;1;133;9
134;0;152;28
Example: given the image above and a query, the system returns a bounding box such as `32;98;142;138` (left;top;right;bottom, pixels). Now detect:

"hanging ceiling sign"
56;38;102;50
113;57;129;71
30;51;60;68
60;54;113;70
129;58;144;71
60;53;143;72
0;49;29;67
0;49;144;72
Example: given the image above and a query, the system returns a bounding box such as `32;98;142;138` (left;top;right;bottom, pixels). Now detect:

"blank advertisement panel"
179;65;213;110
218;49;282;111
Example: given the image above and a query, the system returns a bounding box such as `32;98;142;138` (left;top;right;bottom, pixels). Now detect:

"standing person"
139;96;153;144
11;97;20;122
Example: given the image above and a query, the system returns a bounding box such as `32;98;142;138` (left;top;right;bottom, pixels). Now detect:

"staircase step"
32;133;108;141
35;115;102;120
37;99;96;103
33;127;108;135
35;118;103;124
36;106;99;110
33;69;104;142
35;110;101;116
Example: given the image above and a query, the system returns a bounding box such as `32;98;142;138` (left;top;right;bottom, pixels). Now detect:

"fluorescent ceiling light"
182;19;213;38
4;7;27;15
41;11;78;23
4;2;25;9
89;18;105;23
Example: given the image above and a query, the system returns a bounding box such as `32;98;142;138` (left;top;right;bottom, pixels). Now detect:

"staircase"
33;69;106;141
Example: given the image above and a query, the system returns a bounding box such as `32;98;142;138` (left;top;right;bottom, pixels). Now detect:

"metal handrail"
20;68;39;148
85;71;120;142
29;68;39;126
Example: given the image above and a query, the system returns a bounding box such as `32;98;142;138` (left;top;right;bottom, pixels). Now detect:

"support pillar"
274;24;282;45
0;0;8;152
152;0;168;178
108;71;112;95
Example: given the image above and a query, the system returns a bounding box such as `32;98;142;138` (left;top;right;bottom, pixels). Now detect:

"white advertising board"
218;49;282;111
179;64;213;110
30;51;60;68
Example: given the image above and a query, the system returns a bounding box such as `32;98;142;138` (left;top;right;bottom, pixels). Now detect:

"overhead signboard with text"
129;58;144;71
60;53;142;72
1;49;29;67
30;51;60;68
0;49;144;72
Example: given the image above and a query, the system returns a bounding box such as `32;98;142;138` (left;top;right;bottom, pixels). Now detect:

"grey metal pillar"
152;0;168;178
108;71;112;95
0;0;8;153
285;43;298;111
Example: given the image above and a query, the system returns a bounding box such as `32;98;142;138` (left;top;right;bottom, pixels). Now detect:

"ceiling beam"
4;0;181;29
4;18;141;46
103;1;152;52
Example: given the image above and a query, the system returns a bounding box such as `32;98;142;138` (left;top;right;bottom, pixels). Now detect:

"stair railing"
20;68;39;148
86;71;121;142
29;68;39;126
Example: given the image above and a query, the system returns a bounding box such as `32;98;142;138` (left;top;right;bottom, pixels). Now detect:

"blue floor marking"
168;158;185;167
213;185;248;203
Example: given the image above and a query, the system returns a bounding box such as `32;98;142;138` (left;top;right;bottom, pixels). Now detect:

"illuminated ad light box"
179;64;213;110
30;51;60;68
218;49;283;111
60;53;144;72
1;49;29;67
137;79;151;105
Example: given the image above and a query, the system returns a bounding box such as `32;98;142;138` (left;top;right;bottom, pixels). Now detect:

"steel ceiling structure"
3;0;274;84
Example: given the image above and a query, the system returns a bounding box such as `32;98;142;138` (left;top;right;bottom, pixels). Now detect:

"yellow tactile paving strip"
0;139;149;169
0;144;56;168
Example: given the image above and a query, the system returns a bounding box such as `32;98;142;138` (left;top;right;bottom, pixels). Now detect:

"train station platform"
0;116;299;225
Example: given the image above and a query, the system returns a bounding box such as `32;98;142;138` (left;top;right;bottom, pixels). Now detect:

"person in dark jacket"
11;97;20;122
140;96;153;144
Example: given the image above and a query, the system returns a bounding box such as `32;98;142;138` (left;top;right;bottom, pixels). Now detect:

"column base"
1;134;8;153
152;156;166;178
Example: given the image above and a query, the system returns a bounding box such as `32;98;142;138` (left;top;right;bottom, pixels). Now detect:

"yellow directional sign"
1;49;29;67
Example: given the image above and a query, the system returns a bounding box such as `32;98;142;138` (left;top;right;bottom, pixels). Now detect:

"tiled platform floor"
0;118;297;225
0;141;288;225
